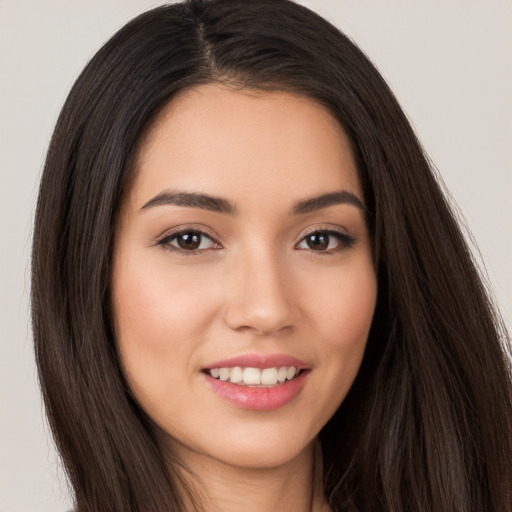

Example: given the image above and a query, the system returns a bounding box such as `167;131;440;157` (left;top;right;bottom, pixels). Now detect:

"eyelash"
156;227;356;256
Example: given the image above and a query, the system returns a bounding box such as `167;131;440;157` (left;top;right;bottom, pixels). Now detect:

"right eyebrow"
140;190;238;216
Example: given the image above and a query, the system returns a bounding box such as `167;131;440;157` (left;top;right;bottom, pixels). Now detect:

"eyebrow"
140;191;238;215
140;189;365;215
291;190;365;215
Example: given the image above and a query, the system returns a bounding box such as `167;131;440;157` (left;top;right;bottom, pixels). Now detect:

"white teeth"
286;367;297;380
261;367;278;385
207;366;301;386
243;367;261;385
219;368;230;381
230;366;243;383
277;366;287;383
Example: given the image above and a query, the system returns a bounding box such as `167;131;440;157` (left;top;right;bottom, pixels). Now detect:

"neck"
170;439;329;512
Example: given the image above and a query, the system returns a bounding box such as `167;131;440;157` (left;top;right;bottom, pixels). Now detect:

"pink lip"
203;370;308;411
202;353;310;370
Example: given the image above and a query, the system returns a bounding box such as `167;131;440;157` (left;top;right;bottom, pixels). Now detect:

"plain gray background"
1;1;510;511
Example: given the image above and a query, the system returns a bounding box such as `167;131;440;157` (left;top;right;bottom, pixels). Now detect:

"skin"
112;84;377;512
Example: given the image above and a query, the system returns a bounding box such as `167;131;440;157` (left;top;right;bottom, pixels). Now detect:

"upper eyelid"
155;224;221;244
296;224;351;241
296;228;355;246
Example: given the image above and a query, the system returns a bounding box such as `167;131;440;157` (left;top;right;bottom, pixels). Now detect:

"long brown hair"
31;1;512;510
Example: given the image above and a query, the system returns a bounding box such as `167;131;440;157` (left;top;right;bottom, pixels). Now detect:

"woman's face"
112;84;377;470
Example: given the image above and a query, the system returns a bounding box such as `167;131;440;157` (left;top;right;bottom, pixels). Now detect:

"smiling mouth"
204;366;303;387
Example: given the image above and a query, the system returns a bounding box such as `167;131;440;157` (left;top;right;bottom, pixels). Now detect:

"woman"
31;0;512;511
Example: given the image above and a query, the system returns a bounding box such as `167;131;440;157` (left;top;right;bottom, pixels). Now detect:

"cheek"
293;260;376;437
331;280;376;345
114;253;218;346
111;255;220;405
311;260;376;345
306;260;377;388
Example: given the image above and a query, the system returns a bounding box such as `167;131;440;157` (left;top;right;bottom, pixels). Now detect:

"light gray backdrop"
0;1;510;511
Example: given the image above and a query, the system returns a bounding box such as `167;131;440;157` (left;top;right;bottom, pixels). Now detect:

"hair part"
32;1;512;511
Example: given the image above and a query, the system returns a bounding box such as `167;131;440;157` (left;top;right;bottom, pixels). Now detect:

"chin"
209;439;313;470
164;418;317;471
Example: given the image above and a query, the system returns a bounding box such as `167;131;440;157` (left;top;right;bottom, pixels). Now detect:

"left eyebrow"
140;190;238;215
291;190;365;215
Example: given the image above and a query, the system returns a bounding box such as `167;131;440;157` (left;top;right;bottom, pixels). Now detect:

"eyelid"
155;224;221;243
296;224;352;242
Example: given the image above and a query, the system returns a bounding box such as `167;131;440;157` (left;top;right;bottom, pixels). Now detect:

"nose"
223;246;300;336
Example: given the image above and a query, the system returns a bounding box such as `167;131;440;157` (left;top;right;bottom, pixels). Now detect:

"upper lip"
202;353;310;370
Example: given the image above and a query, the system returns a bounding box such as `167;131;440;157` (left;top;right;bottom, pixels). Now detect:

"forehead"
128;84;362;210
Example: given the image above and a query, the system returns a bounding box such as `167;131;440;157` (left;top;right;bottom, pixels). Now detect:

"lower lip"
203;371;308;411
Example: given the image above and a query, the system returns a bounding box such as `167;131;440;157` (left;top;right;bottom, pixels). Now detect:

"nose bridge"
224;240;298;335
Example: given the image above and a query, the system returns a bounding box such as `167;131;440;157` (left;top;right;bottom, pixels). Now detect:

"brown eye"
174;232;202;250
159;230;218;252
296;230;356;252
304;232;330;250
